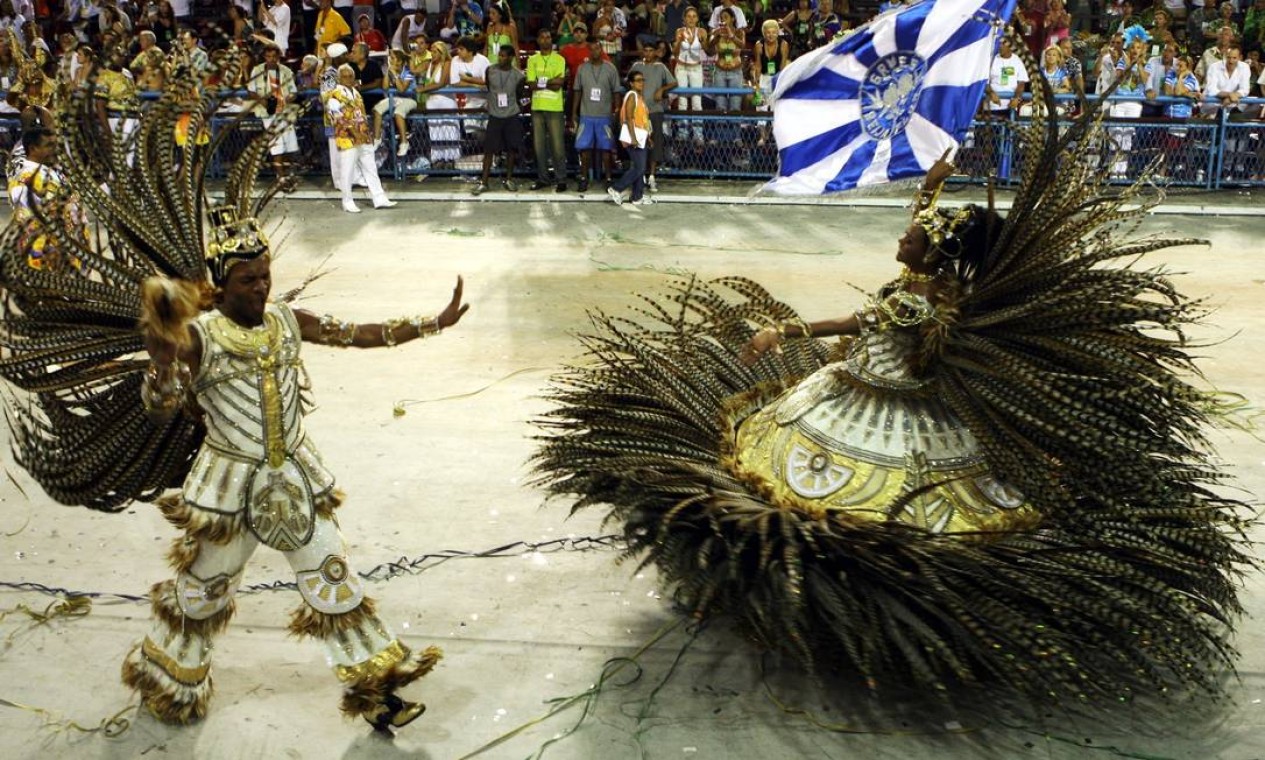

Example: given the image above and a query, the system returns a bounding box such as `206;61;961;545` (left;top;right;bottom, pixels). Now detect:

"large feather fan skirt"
532;276;1251;703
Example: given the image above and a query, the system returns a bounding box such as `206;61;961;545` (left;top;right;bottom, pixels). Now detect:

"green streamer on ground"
455;617;686;760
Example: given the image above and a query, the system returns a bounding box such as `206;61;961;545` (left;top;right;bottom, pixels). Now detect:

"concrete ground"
0;185;1262;760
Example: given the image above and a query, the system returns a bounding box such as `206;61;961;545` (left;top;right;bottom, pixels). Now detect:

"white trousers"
328;136;367;190
336;144;389;207
674;64;704;141
1108;101;1142;176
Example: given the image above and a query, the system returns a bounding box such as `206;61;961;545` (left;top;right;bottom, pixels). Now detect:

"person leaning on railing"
375;48;418;156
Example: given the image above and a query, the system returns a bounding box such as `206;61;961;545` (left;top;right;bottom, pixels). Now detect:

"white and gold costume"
123;302;438;725
733;275;1035;533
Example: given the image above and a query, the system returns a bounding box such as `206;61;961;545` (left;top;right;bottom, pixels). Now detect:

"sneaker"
577;179;589;193
342;202;361;214
646;175;658;192
555;182;567;192
472;182;488;196
501;179;518;192
374;199;398;209
632;196;656;205
530;180;549;190
606;186;623;206
396;136;410;157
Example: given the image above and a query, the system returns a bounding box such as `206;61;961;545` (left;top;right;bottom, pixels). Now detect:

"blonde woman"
673;6;707;144
420;41;460;168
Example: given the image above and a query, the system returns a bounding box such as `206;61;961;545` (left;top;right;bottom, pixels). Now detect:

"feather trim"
339;644;443;719
288;597;379;640
121;643;213;725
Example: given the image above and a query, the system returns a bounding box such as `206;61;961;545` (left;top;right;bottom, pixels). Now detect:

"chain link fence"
4;93;1263;191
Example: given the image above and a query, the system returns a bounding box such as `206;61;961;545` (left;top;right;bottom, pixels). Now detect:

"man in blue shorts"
571;41;622;192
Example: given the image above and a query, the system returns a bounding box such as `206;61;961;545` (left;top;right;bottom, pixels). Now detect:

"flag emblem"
861;52;928;140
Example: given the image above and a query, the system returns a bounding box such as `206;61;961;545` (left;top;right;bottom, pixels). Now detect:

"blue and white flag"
765;0;1016;195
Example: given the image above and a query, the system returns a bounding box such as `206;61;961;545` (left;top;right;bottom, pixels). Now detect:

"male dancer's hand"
438;276;471;328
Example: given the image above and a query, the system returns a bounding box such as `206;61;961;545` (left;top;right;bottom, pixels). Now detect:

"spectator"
355;12;387;50
1034;42;1071;114
334;0;355;29
1015;0;1046;58
1187;0;1217;50
484;2;516;59
0;0;24;47
571;40;620;191
708;0;746;32
663;0;686;43
1096;32;1122;94
169;0;190;27
813;0;845;49
451;34;489;118
259;0;291;55
593;0;626;57
1045;0;1071;49
392;9;431;49
751;19;788;111
375;48;417;156
1198;25;1235;77
314;0;351;56
1144;39;1178;115
1057;36;1085;98
348;41;384;132
561;24;600;85
672;6;705;144
297;53;320;87
1246;0;1265;55
782;0;815;59
1161;54;1200;179
553;1;576;46
629;40;674;191
325;62;395;211
708;6;745;145
54;33;78;82
474;43;525;194
1206;2;1240;43
420;40;460;168
527;28;568;190
227;3;255;44
607;69;651;205
443;0;483;40
1203;44;1251;113
248;42;299;183
130;40;167;92
64;0;100;44
987;35;1029;114
1109;31;1149;178
153;1;178;51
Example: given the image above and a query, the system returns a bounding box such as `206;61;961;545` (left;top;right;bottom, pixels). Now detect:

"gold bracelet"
318;314;357;347
381;318;406;347
410;315;441;339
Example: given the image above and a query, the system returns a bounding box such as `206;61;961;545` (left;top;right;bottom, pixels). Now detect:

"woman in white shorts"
374;49;419;157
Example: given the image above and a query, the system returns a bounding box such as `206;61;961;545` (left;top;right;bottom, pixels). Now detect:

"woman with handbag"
607;71;652;206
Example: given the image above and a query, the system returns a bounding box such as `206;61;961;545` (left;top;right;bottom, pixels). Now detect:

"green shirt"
526;51;566;112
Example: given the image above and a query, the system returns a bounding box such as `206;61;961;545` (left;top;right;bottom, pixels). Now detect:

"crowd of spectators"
3;0;1265;198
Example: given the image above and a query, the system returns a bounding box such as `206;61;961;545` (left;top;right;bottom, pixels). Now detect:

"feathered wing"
532;50;1254;700
0;53;285;512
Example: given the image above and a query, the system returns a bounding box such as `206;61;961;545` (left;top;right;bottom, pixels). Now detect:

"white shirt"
169;0;190;17
263;1;291;54
1096;51;1117;95
709;3;747;30
451;53;490;110
1203;60;1251;111
989;53;1028;109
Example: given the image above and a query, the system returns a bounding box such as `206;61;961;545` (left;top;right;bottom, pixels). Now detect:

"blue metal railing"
7;89;1261;190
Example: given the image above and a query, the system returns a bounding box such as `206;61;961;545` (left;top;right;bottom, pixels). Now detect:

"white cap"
325;42;348;58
